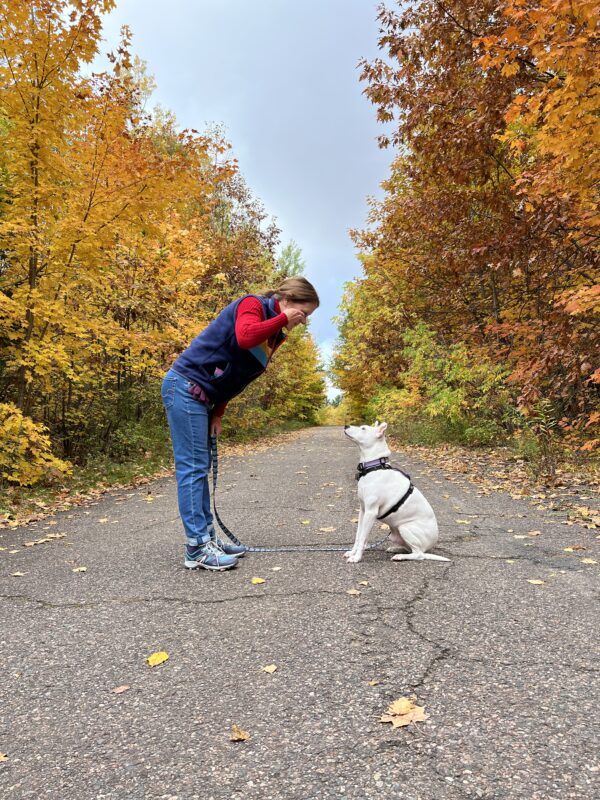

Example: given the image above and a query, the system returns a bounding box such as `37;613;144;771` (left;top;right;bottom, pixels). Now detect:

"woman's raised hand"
283;307;307;330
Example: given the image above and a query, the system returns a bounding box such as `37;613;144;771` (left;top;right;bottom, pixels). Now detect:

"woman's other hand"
210;415;223;437
283;307;307;330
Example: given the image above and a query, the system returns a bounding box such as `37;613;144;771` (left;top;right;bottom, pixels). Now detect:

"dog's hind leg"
385;525;409;554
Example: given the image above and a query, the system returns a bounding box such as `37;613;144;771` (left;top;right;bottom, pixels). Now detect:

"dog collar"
355;457;392;481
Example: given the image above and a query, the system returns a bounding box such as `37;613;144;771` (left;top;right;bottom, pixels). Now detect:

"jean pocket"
161;375;177;410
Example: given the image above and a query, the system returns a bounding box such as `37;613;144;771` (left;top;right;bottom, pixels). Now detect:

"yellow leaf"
387;697;416;716
11;572;26;577
527;579;545;585
98;518;109;523
112;685;130;694
251;577;265;585
351;518;359;523
455;519;471;524
580;558;598;565
300;520;311;525
230;724;250;742
0;753;7;762
319;526;336;533
359;580;369;586
380;695;428;728
261;664;277;673
147;651;169;667
346;588;361;596
367;679;380;686
505;559;515;564
72;566;87;573
527;530;542;536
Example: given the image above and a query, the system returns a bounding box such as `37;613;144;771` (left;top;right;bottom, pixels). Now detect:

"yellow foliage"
0;404;71;486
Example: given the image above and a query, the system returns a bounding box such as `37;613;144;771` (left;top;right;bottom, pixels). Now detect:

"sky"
95;0;392;393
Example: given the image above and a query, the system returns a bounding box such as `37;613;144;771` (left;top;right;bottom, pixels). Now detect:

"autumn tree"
334;0;598;448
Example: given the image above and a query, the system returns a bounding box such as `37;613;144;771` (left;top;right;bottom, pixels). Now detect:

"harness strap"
377;482;415;520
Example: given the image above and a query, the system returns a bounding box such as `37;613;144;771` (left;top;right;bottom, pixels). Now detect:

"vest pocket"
208;362;232;383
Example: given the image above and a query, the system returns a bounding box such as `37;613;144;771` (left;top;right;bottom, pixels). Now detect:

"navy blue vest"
171;295;287;405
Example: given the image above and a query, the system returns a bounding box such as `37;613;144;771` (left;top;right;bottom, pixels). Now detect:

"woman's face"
280;298;318;329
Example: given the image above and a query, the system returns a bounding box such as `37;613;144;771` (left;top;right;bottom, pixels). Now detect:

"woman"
161;276;320;571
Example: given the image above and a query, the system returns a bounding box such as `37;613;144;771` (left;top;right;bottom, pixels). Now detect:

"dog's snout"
344;424;350;429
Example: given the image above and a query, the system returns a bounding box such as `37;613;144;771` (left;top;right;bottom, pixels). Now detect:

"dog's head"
344;421;388;450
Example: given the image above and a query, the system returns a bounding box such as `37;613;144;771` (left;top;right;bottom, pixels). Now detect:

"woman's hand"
210;415;223;437
283;307;307;330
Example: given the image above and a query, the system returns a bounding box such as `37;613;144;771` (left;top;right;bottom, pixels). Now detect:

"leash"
210;435;390;554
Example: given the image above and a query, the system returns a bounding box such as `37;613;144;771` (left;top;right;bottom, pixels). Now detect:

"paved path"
1;426;598;800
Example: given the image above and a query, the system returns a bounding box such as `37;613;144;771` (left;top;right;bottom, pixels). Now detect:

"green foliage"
276;240;306;277
359;323;514;446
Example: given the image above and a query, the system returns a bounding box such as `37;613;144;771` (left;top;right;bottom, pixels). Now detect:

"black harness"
356;457;415;520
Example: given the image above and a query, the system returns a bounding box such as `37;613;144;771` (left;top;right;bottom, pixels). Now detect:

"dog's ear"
374;420;379;427
375;421;388;438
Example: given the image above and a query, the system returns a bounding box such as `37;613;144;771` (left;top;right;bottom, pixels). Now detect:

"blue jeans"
161;369;214;546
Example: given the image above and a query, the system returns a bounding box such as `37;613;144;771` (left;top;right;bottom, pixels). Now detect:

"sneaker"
213;535;247;558
184;541;238;571
207;525;246;558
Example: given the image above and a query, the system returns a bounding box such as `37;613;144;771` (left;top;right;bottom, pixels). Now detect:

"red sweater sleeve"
235;296;287;349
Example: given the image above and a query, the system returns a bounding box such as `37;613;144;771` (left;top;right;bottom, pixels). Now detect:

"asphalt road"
1;426;598;800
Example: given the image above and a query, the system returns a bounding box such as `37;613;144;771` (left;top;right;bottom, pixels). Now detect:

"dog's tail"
391;552;451;562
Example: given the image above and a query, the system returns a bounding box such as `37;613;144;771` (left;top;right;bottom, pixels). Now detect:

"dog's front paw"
343;550;355;559
346;553;362;564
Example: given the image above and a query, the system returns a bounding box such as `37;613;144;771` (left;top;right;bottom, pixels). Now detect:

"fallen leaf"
563;544;587;552
527;579;545;585
319;526;336;533
0;753;7;762
112;685;130;694
580;558;598;565
261;664;277;673
346;588;361;596
505;559;515;564
351;518;359;523
11;572;26;577
455;519;471;524
72;566;87;573
380;695;429;729
527;530;542;536
367;679;380;686
358;580;369;586
230;724;250;742
387;697;416;716
514;535;528;539
98;518;109;523
300;520;310;525
251;577;266;585
147;651;169;667
271;566;282;571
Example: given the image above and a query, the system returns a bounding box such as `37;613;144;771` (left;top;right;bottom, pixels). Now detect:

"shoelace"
201;540;227;561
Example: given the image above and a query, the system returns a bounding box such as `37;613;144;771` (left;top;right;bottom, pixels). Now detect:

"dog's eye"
361;426;366;430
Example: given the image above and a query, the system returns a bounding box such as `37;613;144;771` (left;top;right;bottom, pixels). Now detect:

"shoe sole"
184;560;238;571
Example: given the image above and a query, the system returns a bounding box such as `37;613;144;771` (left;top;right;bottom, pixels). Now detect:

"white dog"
344;422;449;564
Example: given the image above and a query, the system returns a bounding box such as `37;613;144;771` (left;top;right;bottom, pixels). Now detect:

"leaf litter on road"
230;724;250;742
380;696;429;728
147;651;169;667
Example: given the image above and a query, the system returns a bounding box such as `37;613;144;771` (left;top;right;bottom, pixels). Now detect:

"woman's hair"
265;276;320;306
